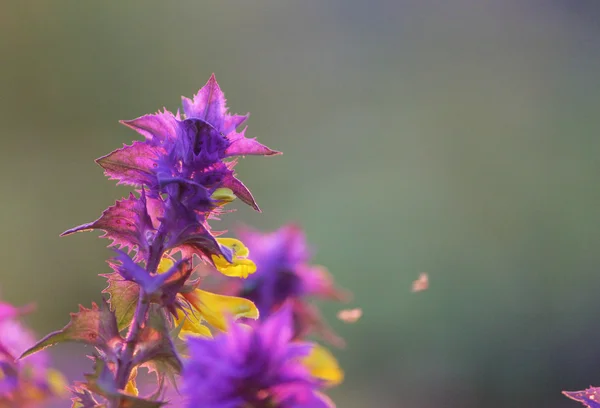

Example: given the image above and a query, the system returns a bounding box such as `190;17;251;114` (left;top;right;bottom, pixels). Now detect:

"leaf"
103;273;140;332
225;126;281;157
221;171;260;211
134;308;182;391
96;141;160;188
20;301;123;359
120;110;180;145
62;192;156;260
563;387;600;408
81;358;167;408
71;385;102;408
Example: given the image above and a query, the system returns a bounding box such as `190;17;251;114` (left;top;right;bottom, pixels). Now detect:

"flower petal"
175;310;213;339
302;344;344;387
211;238;257;278
184;289;259;332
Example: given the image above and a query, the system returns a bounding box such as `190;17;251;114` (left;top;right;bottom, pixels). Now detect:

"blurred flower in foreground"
182;304;342;408
0;301;66;407
563;387;600;407
226;224;350;347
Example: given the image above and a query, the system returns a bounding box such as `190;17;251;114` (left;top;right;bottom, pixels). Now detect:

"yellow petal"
211;238;257;278
175;309;213;339
184;289;259;331
47;368;68;397
217;238;250;257
157;256;175;274
212;257;256;278
211;188;236;203
303;344;344;387
124;367;138;396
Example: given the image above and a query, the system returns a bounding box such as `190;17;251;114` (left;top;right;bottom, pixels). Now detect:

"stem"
109;223;167;407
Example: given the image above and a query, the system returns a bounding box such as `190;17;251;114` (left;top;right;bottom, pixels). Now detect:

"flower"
63;74;280;266
155;254;259;339
229;224;349;346
182;304;342;408
0;302;66;407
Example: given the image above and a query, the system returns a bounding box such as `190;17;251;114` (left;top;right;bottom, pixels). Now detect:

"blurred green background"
2;1;600;407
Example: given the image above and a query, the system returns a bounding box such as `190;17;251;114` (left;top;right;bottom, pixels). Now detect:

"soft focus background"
1;1;600;407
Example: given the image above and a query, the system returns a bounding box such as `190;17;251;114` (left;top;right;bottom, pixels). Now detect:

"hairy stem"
109;222;167;407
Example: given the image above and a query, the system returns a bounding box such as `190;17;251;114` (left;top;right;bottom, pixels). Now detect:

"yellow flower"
302;344;344;387
174;308;213;339
181;289;259;332
211;238;257;278
124;367;138;396
156;255;259;339
210;188;236;205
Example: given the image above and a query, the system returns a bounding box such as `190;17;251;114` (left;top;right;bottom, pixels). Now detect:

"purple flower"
230;224;349;346
182;304;336;408
0;302;66;406
63;75;279;265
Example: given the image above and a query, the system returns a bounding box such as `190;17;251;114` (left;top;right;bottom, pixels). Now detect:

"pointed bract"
20;302;123;359
96;141;160;188
564;388;600;408
225;127;281;157
181;74;233;133
63;192;156;261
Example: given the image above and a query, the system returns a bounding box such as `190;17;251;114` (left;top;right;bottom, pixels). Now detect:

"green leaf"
103;272;141;331
20;301;123;359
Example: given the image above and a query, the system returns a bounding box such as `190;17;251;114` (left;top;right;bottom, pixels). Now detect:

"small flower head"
182;304;341;408
230;224;349;345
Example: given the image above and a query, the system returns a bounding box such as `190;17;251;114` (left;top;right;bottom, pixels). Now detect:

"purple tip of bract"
181;74;241;134
182;304;331;408
564;388;600;408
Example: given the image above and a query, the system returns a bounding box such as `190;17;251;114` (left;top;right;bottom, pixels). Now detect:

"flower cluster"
224;224;350;347
17;75;349;408
0;301;65;407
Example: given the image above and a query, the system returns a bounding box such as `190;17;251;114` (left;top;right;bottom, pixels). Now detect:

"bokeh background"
2;1;600;407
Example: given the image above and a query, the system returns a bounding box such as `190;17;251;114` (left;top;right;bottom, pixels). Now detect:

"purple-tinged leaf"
225;127;281;157
181;74;231;132
62;192;156;260
221;171;260;211
120;110;179;145
71;385;100;408
96;141;160;188
564;387;600;408
20;302;123;359
134;308;182;390
102;273;140;332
